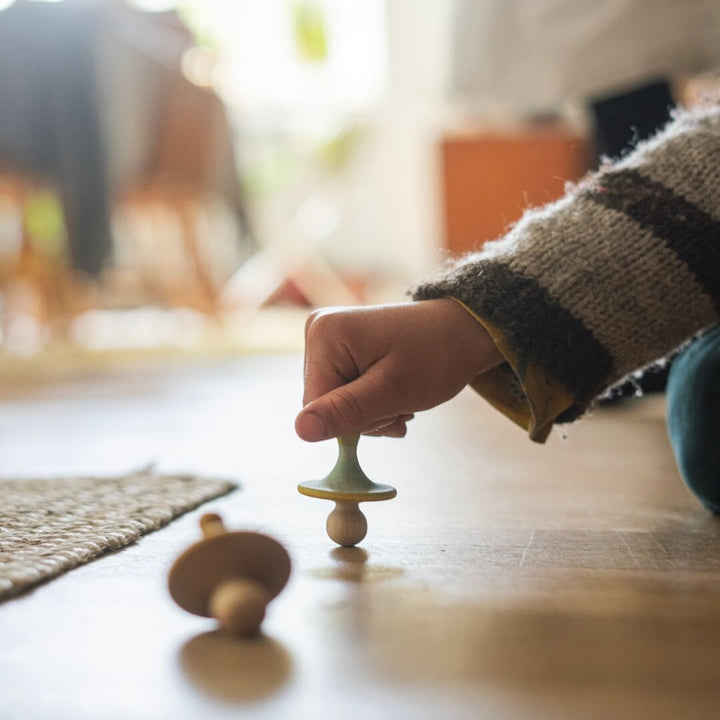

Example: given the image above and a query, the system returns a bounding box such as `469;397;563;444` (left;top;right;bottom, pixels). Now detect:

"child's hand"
295;298;503;441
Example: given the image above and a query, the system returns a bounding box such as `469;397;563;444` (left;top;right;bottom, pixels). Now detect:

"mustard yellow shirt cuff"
450;298;576;443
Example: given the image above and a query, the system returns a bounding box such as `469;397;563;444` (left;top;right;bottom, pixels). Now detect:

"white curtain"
452;0;720;115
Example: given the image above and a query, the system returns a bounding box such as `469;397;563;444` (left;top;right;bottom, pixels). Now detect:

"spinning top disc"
297;433;396;503
169;531;291;617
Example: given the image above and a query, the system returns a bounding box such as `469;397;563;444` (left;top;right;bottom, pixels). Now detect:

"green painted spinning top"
298;434;396;547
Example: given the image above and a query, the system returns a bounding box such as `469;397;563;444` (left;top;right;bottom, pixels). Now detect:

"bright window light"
180;0;387;117
125;0;177;12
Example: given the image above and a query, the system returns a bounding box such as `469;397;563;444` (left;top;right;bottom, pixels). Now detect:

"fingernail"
297;411;327;442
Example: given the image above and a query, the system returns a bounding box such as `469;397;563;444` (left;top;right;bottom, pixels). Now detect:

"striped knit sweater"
413;104;720;442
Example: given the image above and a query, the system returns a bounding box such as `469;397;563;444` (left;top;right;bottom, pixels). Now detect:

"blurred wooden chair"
110;30;253;315
0;171;91;343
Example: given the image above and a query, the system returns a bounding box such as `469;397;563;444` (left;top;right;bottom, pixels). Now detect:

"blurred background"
0;0;718;375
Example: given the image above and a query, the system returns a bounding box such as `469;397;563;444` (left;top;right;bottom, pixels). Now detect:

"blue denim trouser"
666;326;720;513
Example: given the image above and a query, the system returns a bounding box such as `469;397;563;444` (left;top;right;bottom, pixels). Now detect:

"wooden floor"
0;355;719;720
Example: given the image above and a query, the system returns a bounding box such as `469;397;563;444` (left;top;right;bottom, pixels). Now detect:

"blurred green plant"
175;1;219;51
292;1;328;63
241;145;305;198
23;191;67;261
241;124;363;200
315;125;363;173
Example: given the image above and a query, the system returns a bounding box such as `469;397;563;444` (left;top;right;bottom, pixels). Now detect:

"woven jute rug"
0;468;237;601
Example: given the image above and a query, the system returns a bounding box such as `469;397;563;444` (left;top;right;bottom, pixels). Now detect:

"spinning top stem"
200;512;227;538
298;434;396;547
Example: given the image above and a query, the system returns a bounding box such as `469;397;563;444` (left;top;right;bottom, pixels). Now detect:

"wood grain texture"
0;356;718;720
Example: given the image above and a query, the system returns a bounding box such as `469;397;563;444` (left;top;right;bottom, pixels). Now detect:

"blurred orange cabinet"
440;125;592;254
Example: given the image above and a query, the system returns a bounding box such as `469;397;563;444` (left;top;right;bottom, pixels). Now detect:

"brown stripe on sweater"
588;169;720;311
619;116;720;220
413;263;615;408
504;198;716;384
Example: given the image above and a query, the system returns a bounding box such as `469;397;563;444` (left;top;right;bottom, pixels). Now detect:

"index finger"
301;308;363;405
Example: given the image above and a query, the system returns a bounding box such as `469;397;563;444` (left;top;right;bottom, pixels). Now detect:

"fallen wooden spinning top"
298;433;397;547
168;513;291;635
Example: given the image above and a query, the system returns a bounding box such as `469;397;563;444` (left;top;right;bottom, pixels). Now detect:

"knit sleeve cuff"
450;297;576;443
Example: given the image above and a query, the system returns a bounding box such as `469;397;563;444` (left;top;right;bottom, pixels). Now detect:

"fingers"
357;413;414;434
296;299;505;443
295;365;408;441
295;406;414;443
295;410;328;443
301;308;365;406
362;415;412;438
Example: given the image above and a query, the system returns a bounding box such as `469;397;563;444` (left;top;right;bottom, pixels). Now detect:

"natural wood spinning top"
297;434;397;547
168;513;291;635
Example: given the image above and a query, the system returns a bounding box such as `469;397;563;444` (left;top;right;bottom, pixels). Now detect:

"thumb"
295;368;399;442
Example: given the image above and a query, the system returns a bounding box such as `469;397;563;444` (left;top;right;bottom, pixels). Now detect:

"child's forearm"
413;104;720;440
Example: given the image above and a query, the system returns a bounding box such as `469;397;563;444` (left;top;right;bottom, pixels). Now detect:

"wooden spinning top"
168;513;291;635
298;434;396;547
